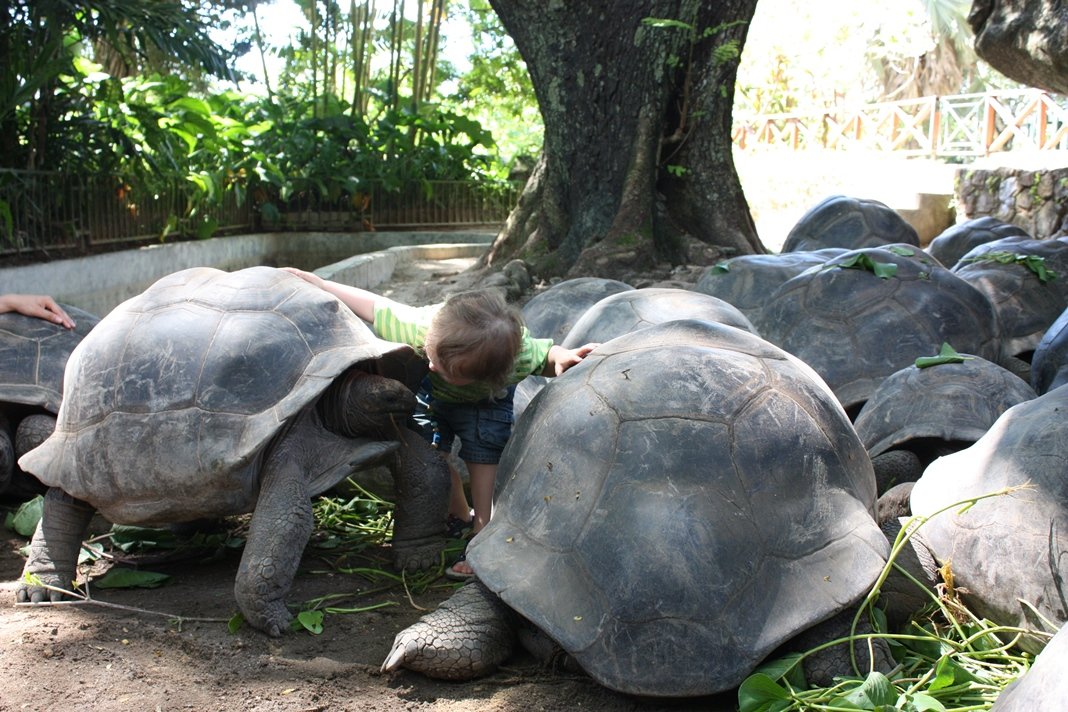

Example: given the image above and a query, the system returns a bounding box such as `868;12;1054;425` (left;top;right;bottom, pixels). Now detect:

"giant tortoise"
16;266;448;636
853;352;1036;493
521;277;633;343
1030;305;1068;394
756;245;1002;416
952;242;1067;372
909;383;1068;654
780;195;919;254
383;319;891;697
516;287;758;421
925;217;1030;269
692;249;844;323
0;305;99;497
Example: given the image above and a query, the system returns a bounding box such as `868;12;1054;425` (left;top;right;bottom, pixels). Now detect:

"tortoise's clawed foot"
236;595;292;638
392;538;446;573
16;572;75;604
380;581;515;680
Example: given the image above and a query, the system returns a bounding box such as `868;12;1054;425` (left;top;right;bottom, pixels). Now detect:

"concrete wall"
0;231;493;316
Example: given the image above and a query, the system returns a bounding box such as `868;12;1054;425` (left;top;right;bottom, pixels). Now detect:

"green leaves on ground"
92;567;170;589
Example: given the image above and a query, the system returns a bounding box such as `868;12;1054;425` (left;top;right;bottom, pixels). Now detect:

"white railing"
733;90;1068;157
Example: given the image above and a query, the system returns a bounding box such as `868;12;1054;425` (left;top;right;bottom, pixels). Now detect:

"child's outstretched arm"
0;294;75;328
281;267;406;322
542;343;598;377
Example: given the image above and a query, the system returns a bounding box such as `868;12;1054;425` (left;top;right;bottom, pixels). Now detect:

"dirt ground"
0;257;732;712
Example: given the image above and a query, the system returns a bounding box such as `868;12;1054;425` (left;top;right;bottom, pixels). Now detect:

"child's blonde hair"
425;290;523;390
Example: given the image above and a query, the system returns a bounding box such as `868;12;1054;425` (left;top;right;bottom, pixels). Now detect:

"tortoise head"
319;368;417;439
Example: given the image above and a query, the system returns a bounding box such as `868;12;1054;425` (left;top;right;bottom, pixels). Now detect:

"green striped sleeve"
372;302;437;352
515;329;554;379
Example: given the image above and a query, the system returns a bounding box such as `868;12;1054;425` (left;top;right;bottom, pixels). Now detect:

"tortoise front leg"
390;426;450;572
18;487;94;602
234;446;312;638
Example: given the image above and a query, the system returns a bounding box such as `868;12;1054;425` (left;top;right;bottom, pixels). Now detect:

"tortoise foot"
392;537;447;573
382;581;515;680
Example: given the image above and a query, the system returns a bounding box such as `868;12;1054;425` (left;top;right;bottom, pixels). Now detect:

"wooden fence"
733;89;1068;157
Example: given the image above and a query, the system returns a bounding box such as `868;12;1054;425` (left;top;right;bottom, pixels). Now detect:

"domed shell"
521;277;633;343
781;195;919;254
756;245;1001;414
953;237;1068;357
560;287;757;348
911;384;1068;654
0;305;99;413
1031;305;1068;394
469;320;888;697
854;355;1036;459
693;249;844;321
925;217;1030;269
20;267;416;524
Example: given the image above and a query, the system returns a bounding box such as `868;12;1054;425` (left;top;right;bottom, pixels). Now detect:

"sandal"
445;513;474;540
445;552;475;581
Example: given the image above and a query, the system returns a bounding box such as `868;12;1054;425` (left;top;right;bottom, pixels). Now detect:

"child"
282;267;596;579
0;294;75;329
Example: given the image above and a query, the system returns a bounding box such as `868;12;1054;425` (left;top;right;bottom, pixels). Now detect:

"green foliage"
915;342;972;368
826;253;899;279
4;496;44;537
960;251;1058;283
93;568;171;589
738;487;1036;711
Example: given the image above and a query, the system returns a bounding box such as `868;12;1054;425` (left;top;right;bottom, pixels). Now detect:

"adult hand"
0;294;75;329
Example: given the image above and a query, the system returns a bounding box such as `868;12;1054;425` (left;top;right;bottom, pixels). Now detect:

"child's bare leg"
451;461;497;576
447;460;472;521
467;462;497;533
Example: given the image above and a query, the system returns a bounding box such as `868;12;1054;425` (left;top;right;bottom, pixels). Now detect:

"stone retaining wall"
955;166;1068;238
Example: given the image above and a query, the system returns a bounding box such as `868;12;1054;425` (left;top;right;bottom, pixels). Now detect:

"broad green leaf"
227;613;244;634
751;652;804;687
833;671;897;710
93;568;171;589
887;245;916;256
293;609;324;635
738;673;791;712
830;254;898;279
915;342;972;368
78;541;105;565
903;692;947;712
928;655;983;691
7;495;43;537
872;261;899;279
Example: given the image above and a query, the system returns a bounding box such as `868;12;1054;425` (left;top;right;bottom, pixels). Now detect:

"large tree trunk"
481;0;764;281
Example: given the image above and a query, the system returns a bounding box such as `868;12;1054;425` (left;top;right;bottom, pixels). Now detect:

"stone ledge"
0;231;493;316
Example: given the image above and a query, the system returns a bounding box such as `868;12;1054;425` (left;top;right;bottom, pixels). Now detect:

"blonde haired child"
282;268;596;579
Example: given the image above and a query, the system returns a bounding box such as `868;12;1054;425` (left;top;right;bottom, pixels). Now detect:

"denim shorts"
416;385;516;465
